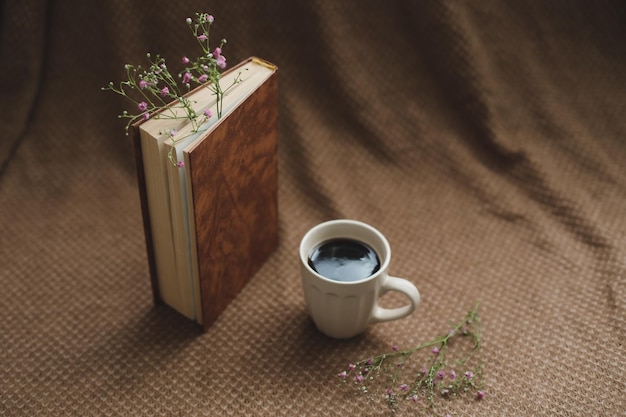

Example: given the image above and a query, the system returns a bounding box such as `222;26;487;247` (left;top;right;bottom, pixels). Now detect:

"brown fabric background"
1;1;625;416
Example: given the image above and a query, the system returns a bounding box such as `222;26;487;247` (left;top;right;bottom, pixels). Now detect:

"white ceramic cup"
299;219;420;339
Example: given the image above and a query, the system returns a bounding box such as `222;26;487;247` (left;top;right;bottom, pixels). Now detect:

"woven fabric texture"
1;1;625;416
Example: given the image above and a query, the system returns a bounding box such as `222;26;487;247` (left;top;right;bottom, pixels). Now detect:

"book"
130;57;279;330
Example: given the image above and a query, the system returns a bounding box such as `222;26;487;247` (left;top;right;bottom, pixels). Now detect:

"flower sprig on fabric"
103;13;241;167
338;303;484;414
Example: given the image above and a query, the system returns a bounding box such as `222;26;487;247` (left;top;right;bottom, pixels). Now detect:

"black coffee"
308;238;381;282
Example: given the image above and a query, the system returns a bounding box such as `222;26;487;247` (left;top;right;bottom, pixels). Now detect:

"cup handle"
370;276;420;324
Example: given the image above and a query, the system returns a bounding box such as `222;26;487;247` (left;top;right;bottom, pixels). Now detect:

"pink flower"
160;86;169;97
399;384;409;392
138;80;148;89
142;112;150;121
436;370;446;380
348;363;356;371
392;345;399;351
176;161;185;168
138;101;148;111
212;47;222;58
216;54;226;69
182;72;192;84
464;371;474;379
477;390;485;400
203;109;212;118
432;347;440;354
449;370;456;380
197;34;208;41
198;74;208;83
355;374;363;383
182;56;190;64
337;371;347;379
206;15;214;23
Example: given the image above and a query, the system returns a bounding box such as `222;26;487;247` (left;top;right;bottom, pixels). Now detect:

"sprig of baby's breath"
103;13;241;167
338;303;484;414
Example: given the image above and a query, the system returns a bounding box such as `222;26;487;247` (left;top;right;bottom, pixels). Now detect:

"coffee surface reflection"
308;238;381;282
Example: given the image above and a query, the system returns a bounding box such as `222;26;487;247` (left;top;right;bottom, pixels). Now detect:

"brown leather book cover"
187;69;279;330
130;58;279;330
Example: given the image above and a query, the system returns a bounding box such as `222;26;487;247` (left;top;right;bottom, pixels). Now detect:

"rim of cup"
299;219;391;284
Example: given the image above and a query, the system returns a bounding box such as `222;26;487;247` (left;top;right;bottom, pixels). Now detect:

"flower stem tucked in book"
103;12;240;167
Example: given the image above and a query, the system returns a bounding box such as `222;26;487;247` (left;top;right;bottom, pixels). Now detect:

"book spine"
130;122;162;304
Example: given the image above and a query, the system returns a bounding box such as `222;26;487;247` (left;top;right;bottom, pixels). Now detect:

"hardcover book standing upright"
130;57;279;330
